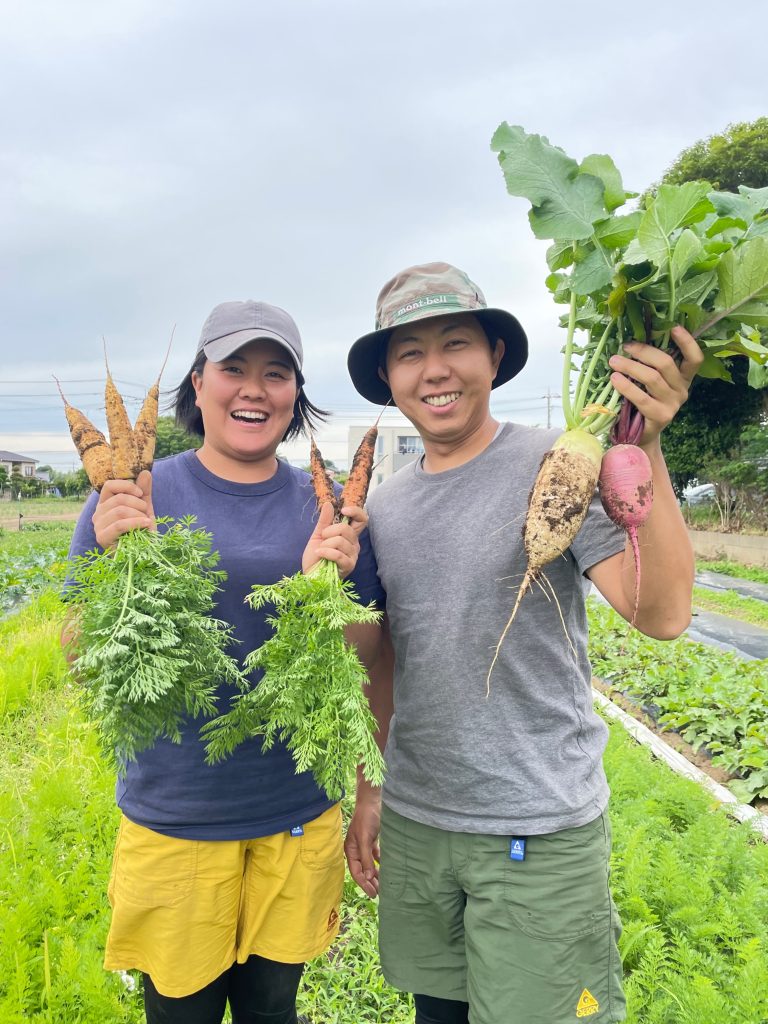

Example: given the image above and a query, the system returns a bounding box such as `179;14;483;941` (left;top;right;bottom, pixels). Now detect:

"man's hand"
607;325;703;448
92;469;155;549
345;789;382;899
302;502;368;578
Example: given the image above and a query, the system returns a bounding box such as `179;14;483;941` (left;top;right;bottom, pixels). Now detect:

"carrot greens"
203;429;385;800
203;559;384;801
67;517;246;767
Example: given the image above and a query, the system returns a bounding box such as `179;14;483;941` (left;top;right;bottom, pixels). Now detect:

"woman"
65;299;383;1024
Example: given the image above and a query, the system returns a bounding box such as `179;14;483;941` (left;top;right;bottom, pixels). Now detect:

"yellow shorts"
104;804;344;998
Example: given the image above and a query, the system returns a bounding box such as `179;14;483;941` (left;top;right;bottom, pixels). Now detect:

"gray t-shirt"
366;422;625;836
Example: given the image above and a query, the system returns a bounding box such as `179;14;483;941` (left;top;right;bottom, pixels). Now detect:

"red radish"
599;403;654;626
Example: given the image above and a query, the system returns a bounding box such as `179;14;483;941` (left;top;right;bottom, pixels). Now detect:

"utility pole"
541;388;561;429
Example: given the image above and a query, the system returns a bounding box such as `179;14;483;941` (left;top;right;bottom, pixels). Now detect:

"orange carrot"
54;376;112;491
340;425;378;509
103;341;139;480
310;436;340;518
340;405;386;510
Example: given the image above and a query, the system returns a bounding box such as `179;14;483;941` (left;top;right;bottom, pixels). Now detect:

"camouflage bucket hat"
347;261;528;405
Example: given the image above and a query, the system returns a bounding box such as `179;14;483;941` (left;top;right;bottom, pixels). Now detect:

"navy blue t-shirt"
66;450;384;840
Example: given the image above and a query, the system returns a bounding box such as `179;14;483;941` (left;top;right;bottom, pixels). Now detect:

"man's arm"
344;614;394;898
588;325;703;639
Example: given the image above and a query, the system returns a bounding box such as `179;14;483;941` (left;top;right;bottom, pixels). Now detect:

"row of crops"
1;523;767;1022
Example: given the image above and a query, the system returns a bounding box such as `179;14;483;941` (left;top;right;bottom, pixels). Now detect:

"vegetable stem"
573;318;616;418
561;263;578;429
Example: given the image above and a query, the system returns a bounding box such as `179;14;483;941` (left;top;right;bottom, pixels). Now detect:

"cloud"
1;0;765;469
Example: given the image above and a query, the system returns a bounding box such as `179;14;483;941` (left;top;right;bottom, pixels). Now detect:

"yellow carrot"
54;376;112;491
103;340;139;480
134;330;173;473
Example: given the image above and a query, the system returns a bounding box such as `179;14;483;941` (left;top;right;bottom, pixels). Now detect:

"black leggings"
143;954;304;1024
414;992;470;1024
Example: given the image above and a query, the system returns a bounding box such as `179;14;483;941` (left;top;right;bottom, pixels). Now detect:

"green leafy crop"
588;600;768;801
491;125;768;436
203;558;384;801
66;518;247;767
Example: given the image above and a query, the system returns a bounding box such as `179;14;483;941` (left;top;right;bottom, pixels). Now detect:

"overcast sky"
2;0;765;470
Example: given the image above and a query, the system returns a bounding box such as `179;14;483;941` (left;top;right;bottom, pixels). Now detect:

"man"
344;262;702;1024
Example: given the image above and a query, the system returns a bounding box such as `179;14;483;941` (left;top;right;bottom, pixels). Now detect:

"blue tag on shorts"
510;838;526;861
290;825;304;837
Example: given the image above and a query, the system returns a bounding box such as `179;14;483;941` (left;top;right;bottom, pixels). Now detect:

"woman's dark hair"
169;354;328;442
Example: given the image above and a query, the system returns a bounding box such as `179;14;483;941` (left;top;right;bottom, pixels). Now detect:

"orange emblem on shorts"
327;909;339;931
576;988;599;1017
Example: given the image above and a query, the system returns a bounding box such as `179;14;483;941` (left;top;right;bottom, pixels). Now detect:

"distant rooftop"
0;450;38;463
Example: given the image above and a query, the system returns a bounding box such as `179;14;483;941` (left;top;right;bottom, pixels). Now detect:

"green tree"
663;361;764;494
699;420;768;531
51;467;90;497
9;470;24;499
654;118;768;490
0;466;7;496
661;117;768;192
154;415;203;459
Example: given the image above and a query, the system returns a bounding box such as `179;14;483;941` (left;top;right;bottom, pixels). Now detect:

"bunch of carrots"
203;420;384;800
60;346;246;766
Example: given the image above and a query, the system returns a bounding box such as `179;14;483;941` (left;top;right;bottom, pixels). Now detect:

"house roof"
0;451;38;463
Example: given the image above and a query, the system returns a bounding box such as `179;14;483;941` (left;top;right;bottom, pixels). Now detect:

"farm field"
0;497;85;525
1;531;767;1022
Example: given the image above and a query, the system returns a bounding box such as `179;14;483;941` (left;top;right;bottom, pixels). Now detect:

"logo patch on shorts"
576;988;600;1017
327;909;339;931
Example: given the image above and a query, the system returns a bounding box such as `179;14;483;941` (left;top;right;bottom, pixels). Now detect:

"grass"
0;521;75;558
2;592;768;1022
0;497;85;521
697;558;768;586
693;586;768;629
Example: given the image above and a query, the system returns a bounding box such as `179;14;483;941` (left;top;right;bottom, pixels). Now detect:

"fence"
688;529;768;569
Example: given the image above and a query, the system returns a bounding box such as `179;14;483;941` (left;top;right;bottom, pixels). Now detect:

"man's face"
380;313;504;447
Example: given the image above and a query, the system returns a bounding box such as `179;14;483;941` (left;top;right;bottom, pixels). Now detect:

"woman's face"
191;338;299;479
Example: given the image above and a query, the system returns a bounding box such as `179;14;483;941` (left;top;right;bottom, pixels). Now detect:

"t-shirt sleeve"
347;526;385;608
570;490;626;576
62;491;101;597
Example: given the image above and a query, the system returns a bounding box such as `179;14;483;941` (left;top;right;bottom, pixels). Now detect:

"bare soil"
0;512;80;529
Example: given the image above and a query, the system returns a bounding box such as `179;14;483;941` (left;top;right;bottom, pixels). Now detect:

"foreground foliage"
604;727;768;1023
589;600;768;801
66;518;246;766
2;594;767;1022
204;560;384;801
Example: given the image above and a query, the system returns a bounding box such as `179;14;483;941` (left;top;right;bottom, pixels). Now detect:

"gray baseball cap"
197;300;303;370
348;261;527;405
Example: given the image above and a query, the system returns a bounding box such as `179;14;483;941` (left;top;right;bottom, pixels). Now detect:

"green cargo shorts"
378;805;626;1024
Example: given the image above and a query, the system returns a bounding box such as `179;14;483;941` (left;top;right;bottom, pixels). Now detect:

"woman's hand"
607;325;704;448
92;469;156;549
302;502;368;578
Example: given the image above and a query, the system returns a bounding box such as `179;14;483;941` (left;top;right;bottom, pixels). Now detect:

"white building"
347;424;424;491
0;450;37;479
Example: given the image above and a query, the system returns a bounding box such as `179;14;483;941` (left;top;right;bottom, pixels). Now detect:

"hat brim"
203;329;301;369
347;308;528;405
